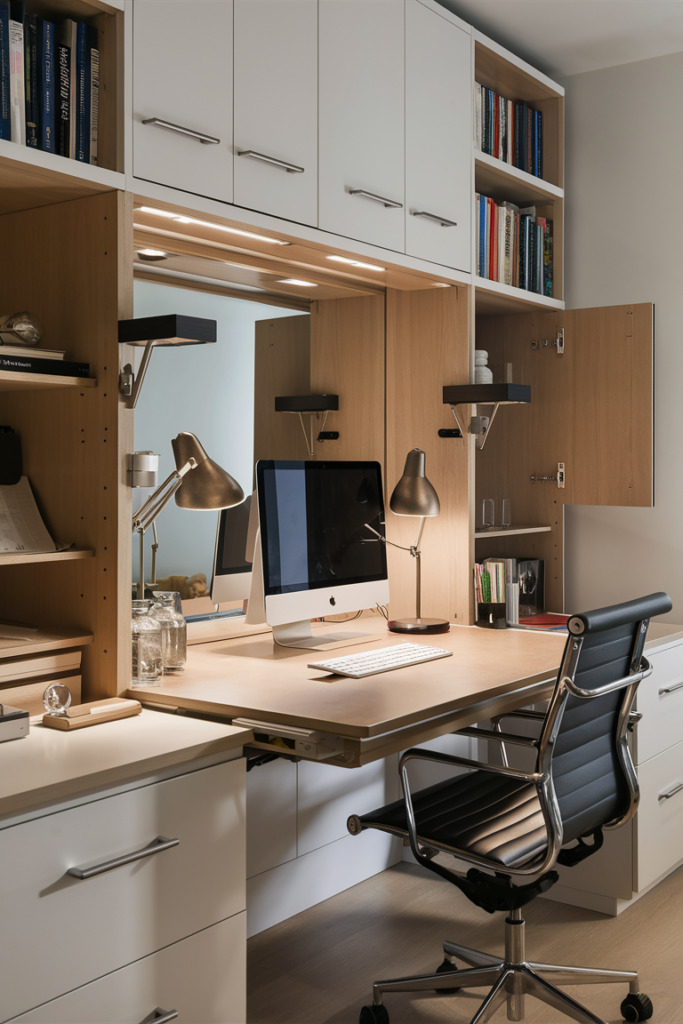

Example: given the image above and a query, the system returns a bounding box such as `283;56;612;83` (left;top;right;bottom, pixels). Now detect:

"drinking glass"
151;592;187;674
482;498;495;529
131;600;163;686
501;498;512;528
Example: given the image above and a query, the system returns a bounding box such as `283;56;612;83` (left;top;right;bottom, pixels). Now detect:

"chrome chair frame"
366;616;653;1024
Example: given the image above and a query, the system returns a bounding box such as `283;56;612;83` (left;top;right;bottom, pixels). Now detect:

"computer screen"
210;493;253;605
251;460;389;646
257;460;387;596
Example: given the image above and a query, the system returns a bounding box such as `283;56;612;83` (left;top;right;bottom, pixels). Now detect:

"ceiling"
438;0;683;78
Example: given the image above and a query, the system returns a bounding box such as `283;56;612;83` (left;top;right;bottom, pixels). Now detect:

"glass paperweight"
151;592;187;674
131;599;163;686
43;682;72;716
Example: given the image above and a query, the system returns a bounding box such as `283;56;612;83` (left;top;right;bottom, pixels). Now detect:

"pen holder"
476;602;507;629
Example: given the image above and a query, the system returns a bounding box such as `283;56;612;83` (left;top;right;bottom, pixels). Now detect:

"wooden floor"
248;860;683;1024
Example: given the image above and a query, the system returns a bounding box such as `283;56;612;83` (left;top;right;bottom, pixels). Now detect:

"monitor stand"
272;620;380;652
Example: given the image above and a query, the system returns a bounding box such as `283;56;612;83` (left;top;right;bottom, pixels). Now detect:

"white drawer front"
10;912;246;1023
634;738;683;892
0;759;245;1021
636;644;683;763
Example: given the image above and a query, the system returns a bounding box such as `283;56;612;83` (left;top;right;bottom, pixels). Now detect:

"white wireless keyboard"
308;643;453;679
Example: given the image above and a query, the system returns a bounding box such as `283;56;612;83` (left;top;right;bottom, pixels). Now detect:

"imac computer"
245;460;390;649
211;493;254;606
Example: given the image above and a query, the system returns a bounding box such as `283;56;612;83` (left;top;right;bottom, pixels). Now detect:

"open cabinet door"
475;302;653;613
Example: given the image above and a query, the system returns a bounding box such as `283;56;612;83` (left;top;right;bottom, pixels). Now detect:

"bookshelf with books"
0;0;123;217
472;32;564;316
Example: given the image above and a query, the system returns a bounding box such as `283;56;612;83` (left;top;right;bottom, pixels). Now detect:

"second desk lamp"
385;448;449;635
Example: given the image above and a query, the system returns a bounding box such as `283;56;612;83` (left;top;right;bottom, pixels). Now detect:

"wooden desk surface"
128;626;567;749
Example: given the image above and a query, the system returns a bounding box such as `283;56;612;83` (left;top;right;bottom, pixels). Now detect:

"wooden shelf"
475;153;563;206
0;548;95;566
475;525;552;539
0;371;97;393
0;626;93;661
475;277;565;316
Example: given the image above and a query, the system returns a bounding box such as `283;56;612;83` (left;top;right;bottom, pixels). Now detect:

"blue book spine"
75;20;88;162
0;0;9;140
38;17;54;152
537;109;543;179
531;110;538;177
24;12;38;147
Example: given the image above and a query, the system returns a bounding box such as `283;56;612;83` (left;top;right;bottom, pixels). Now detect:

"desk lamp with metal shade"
383;448;450;635
131;432;244;599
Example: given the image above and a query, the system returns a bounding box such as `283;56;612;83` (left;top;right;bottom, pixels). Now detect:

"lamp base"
388;617;450;635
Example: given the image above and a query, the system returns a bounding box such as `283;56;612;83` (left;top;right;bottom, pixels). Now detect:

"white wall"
132;282;300;582
561;51;683;620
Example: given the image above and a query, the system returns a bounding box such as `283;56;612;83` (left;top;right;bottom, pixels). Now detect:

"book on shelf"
89;25;98;165
0;342;64;359
8;1;24;145
0;1;9;140
22;8;35;146
0;476;60;555
38;16;54;153
476;192;553;296
0;352;88;376
475;82;543;180
56;39;69;157
474;560;507;604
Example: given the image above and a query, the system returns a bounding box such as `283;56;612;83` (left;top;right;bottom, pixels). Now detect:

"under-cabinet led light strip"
137;206;290;245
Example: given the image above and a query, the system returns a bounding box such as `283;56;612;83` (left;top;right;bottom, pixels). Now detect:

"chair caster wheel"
621;993;654;1022
435;957;462;993
359;1004;390;1024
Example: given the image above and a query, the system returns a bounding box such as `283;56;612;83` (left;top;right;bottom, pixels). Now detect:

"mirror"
132;279;308;601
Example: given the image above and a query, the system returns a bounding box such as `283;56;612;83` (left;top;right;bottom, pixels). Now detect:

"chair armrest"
399;747;543;784
564;656;652;699
452;727;538;748
491;709;546;723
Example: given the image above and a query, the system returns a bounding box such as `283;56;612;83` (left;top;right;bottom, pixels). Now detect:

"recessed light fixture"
277;279;318;287
137;249;169;261
137;207;289;245
326;255;385;272
432;282;451;287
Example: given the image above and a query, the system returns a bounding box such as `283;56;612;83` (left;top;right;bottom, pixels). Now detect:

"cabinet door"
133;0;233;202
319;0;405;251
234;0;317;226
405;1;471;271
9;913;246;1024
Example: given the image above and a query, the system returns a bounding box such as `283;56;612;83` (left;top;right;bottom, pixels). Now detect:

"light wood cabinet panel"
133;0;233;202
234;0;317;226
318;0;405;251
0;760;246;1021
9;913;246;1024
405;1;471;271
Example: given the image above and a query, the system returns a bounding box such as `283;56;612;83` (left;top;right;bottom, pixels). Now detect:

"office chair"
348;592;672;1024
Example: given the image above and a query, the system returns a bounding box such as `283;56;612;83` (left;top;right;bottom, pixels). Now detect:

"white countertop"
0;709;252;819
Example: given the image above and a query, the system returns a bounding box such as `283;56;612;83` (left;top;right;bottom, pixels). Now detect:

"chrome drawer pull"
659;680;683;695
142;118;220;145
658;782;683;803
349;188;403;209
411;210;458;227
238;149;304;173
67;835;179;879
146;1009;178;1024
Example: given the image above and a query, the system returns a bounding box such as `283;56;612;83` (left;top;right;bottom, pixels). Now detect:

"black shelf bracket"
443;384;531;451
274;395;339;458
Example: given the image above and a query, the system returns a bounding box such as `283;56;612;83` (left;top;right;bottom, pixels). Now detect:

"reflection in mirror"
132;280;306;602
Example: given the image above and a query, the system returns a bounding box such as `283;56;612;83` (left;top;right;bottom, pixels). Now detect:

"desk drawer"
0;759;245;1022
634;737;683;892
636;644;683;764
9;912;246;1023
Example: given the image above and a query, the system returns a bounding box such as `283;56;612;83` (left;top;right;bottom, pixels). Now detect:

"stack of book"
476;195;553;296
0;340;89;377
475;82;543;179
475;560;506;604
0;1;99;163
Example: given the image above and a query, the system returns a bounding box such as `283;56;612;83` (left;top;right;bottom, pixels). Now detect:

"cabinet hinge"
557;462;565;488
531;329;564;354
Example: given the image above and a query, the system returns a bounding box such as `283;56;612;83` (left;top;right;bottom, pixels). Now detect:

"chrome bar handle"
658;782;683;803
142;118;220;145
67;835;179;879
238;149;304;173
148;1009;179;1024
411;210;458;227
349;188;403;209
659;680;683;696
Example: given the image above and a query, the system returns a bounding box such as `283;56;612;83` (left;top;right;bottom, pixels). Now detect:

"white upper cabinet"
234;0;318;226
133;0;234;203
405;1;471;271
318;0;405;252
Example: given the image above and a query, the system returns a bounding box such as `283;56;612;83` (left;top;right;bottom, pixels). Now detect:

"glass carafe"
131;599;163;686
151;592;187;674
